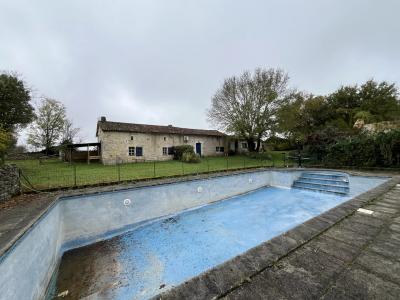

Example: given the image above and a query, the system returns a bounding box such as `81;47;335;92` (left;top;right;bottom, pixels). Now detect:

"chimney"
100;116;106;122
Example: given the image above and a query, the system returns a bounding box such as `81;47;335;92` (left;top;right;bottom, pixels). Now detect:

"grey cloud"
1;0;399;144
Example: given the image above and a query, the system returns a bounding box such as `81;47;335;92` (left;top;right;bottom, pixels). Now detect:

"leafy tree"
358;80;400;122
326;85;360;129
208;68;293;151
27;98;67;154
0;73;34;131
354;111;374;124
325;80;400;129
0;128;11;164
277;93;330;143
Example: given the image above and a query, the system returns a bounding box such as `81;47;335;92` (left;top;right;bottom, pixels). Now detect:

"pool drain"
197;186;203;193
123;199;132;206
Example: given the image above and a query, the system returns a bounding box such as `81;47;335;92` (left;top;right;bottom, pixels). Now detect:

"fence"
18;155;295;192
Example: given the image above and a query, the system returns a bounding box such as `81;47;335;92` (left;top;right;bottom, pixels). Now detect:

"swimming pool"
0;170;389;300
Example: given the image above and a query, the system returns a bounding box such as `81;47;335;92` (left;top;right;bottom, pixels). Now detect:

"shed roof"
96;120;226;137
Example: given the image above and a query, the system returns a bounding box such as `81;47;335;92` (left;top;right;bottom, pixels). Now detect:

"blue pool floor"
47;186;355;300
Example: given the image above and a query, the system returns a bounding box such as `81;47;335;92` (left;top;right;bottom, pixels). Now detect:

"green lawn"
8;152;290;191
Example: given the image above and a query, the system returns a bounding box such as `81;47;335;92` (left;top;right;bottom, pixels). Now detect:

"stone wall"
355;119;400;133
0;165;21;202
363;120;400;133
98;128;228;165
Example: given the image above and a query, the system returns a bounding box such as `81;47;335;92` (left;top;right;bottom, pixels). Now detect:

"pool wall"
61;170;302;249
0;170;385;300
0;204;63;300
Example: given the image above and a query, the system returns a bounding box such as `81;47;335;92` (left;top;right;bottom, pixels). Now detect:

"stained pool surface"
47;175;387;299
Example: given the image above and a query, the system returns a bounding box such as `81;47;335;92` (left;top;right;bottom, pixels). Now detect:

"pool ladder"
292;172;350;195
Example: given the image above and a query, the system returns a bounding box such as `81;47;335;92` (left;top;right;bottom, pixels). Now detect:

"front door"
195;142;201;156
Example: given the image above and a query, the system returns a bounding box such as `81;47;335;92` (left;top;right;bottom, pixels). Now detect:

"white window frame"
128;147;135;156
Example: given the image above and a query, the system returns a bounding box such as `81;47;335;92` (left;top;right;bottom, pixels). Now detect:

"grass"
8;152;290;191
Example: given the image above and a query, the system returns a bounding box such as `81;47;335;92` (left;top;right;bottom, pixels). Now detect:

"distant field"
8;152;291;191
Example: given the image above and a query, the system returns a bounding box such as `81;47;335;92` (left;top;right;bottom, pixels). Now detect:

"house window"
241;142;248;149
136;146;143;156
162;147;174;155
130;136;134;140
128;147;135;156
216;146;225;153
163;137;167;141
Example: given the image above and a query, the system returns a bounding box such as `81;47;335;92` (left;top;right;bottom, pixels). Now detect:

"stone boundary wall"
363;120;400;133
0;165;21;202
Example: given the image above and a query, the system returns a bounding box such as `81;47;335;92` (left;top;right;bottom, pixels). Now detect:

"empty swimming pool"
47;173;387;299
0;170;390;300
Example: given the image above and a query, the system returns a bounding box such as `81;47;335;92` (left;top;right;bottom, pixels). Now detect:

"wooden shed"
63;143;101;164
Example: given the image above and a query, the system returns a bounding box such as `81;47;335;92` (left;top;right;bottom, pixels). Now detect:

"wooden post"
117;163;121;182
73;165;77;187
87;145;90;164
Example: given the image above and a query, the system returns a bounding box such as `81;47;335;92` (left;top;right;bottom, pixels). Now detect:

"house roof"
96;120;226;137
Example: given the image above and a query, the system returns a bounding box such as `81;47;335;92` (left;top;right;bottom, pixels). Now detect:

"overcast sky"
1;0;400;144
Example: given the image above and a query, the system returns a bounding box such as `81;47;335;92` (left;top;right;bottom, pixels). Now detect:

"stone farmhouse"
96;117;229;165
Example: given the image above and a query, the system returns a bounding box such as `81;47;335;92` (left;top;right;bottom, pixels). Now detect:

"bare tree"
207;68;293;151
27;98;66;154
60;119;80;146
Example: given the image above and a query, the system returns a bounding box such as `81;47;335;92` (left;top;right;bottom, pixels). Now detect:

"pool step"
292;172;350;195
300;172;349;181
298;177;349;186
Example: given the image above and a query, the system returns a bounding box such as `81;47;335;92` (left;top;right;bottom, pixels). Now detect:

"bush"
181;151;200;163
172;145;195;160
304;126;346;161
264;136;295;151
324;136;377;167
321;129;400;168
172;145;200;163
0;129;12;165
375;130;400;166
247;151;272;160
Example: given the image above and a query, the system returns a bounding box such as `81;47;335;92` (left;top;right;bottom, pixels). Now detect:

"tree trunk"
247;138;256;152
255;137;262;152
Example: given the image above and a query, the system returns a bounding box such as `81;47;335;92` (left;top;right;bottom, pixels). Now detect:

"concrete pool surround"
0;168;393;300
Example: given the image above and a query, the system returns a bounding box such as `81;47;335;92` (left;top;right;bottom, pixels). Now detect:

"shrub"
375;130;400;166
247;151;272;160
0;129;12;165
172;145;195;160
321;129;400;168
304;126;346;161
181;151;200;163
264;136;295;151
324;136;376;167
